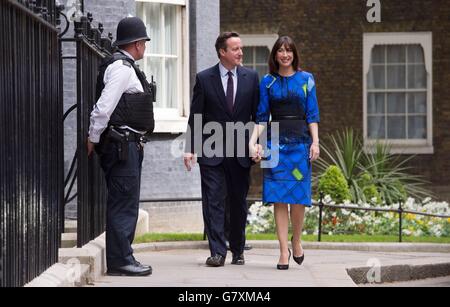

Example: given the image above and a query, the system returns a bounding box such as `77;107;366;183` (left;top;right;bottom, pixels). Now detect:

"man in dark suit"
184;32;259;267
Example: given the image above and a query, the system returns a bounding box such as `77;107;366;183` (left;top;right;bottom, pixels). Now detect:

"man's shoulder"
239;65;257;76
105;58;134;74
197;65;219;79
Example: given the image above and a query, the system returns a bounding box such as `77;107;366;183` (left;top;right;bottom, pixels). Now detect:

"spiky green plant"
315;128;433;204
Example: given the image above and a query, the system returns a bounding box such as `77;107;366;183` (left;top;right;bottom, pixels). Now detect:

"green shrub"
358;172;381;204
318;166;352;203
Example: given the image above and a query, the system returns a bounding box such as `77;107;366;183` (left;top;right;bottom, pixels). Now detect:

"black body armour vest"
96;51;156;134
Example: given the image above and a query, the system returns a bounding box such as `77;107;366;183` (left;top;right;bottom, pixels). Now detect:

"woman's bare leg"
274;203;290;264
290;204;305;257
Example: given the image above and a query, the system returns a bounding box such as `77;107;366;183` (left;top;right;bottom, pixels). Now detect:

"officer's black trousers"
99;141;143;269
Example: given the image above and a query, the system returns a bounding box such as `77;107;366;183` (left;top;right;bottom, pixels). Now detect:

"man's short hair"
215;32;240;59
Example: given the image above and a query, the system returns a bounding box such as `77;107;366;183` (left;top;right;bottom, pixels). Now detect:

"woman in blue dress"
249;36;320;270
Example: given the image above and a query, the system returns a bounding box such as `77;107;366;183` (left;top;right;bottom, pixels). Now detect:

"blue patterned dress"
256;71;320;206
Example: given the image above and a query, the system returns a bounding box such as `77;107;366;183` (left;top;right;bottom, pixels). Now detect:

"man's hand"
184;153;196;171
87;139;95;157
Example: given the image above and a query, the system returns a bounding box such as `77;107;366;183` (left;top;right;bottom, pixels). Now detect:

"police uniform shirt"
88;49;145;144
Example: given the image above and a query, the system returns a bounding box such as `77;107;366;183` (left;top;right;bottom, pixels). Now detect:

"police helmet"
113;17;151;47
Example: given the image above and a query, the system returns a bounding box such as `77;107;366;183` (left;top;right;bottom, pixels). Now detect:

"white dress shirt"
88;49;145;143
219;62;238;104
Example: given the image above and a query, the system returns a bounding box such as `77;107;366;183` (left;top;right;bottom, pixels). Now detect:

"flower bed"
247;197;450;238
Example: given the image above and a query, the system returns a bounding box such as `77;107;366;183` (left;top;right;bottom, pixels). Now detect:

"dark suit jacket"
186;64;260;168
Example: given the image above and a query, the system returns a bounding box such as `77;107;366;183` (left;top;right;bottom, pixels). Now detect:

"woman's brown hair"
268;36;301;75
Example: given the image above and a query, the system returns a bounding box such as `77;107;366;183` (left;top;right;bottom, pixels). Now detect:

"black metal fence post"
399;201;403;243
318;193;324;242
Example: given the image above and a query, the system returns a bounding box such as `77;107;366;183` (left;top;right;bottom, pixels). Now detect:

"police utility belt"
101;126;146;161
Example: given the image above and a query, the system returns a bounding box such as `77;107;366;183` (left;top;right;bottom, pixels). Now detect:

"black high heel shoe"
291;236;305;266
277;249;291;270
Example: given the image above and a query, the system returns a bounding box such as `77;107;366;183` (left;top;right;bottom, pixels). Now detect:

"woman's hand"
309;143;320;162
250;143;263;163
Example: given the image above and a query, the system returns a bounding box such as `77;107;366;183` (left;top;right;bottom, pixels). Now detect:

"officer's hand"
87;139;95;157
184;153;196;172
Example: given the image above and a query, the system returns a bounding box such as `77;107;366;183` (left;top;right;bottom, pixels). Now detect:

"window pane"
387;116;406;139
243;47;253;64
255;47;270;64
144;57;162;108
387;65;406;89
408;116;427;139
368;93;385;114
255;65;268;80
372;45;385;64
164;4;177;55
368;66;385;89
408;93;427;114
165;58;178;109
144;3;161;54
407;45;424;63
387;45;406;63
368;116;385;139
387;93;406;114
408;64;426;89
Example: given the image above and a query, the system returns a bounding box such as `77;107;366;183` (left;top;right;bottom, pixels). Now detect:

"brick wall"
221;0;450;201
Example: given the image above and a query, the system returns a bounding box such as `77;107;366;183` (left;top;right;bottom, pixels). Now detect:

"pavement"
91;242;450;287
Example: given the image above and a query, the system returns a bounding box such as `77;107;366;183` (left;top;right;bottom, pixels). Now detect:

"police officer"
87;17;155;277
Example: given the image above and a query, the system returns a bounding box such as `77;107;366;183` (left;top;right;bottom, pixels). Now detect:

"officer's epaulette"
265;74;277;89
122;60;132;68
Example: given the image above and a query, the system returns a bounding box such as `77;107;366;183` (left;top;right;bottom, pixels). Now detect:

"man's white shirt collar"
219;62;237;77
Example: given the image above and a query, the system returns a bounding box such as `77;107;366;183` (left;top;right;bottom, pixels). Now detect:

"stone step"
64;220;77;234
61;233;77;248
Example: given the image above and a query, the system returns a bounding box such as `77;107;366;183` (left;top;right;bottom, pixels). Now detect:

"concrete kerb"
58;233;107;285
25;263;90;287
133;240;450;254
347;262;450;285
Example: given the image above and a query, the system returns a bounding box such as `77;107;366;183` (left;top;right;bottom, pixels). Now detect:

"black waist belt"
272;115;306;121
108;127;145;143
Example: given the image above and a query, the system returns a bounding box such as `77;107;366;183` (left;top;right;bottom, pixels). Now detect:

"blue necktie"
226;71;234;113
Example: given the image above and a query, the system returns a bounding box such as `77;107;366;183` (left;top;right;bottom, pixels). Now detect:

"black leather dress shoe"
107;263;152;276
206;254;225;267
231;254;245;265
132;256;151;270
134;260;151;270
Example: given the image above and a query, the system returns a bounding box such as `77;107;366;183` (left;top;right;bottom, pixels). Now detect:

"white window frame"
136;0;190;133
363;32;433;154
240;34;278;79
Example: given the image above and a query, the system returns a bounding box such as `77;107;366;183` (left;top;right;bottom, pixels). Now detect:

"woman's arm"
250;77;271;161
309;123;320;161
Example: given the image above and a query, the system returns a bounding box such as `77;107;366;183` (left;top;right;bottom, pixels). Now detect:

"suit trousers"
200;158;250;258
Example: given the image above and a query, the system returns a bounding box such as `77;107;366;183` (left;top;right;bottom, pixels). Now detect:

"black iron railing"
139;196;450;243
0;0;64;287
61;13;112;247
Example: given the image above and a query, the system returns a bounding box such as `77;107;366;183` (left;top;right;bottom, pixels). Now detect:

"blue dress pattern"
256;71;320;206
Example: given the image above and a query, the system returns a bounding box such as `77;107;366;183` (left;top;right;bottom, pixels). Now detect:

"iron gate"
0;0;64;287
